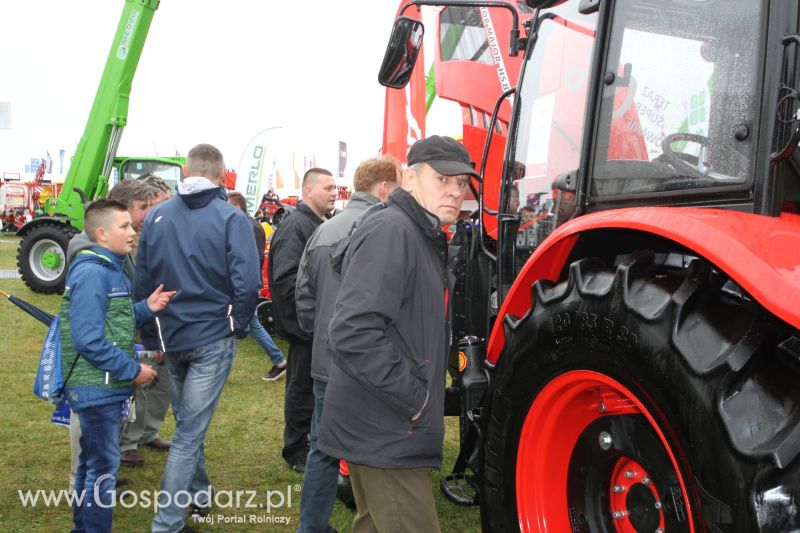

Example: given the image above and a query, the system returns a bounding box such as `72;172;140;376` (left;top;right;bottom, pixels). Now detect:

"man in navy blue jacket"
136;143;261;533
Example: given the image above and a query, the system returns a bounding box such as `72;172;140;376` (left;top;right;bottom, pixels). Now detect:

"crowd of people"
59;136;477;533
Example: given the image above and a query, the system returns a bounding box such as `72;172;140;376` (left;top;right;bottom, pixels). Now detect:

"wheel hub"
41;251;62;269
609;457;664;532
29;238;66;281
514;370;694;532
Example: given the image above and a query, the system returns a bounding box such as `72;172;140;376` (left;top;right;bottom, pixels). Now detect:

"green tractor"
16;0;183;293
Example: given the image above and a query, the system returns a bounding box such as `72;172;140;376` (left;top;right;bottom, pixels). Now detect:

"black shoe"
188;487;214;518
116;476;129;488
262;363;287;382
290;459;306;473
337;473;356;511
181;526;203;533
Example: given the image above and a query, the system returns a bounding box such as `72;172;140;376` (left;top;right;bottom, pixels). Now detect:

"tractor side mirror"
378;16;425;89
578;0;600;15
556;170;578;193
524;0;565;8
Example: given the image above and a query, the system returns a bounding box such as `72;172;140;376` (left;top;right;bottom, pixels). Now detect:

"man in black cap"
318;135;477;532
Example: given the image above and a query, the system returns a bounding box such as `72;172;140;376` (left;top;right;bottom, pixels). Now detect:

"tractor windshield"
507;3;597;215
591;0;763;197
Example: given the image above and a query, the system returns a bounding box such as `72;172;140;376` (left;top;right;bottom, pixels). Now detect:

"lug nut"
624;470;637;478
612;510;626;519
613;485;625;493
599;431;613;450
641;477;650;485
654;501;662;510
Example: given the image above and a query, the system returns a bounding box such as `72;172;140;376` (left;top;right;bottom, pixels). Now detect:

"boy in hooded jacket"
62;199;174;533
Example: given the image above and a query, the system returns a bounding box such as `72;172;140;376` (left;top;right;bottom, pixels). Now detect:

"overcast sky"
0;1;451;179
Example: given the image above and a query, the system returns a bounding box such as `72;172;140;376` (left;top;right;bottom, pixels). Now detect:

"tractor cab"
505;0;793;249
380;0;800;530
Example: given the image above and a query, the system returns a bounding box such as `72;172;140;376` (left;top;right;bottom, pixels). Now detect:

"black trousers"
282;339;314;466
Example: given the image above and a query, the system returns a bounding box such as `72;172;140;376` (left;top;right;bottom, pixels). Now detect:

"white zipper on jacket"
228;304;234;332
155;317;166;352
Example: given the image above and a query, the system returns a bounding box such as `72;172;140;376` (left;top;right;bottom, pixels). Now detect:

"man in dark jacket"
136;143;261;533
294;156;400;532
268;167;337;471
318;136;476;533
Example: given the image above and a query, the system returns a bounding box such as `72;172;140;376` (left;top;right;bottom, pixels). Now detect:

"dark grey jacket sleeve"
328;223;428;418
295;242;316;335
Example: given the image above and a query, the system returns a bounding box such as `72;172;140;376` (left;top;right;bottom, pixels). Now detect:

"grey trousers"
120;359;171;451
348;463;441;533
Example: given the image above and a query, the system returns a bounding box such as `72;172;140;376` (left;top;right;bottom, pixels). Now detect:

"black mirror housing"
378;16;425;89
579;0;600;15
524;0;565;9
556;170;578;193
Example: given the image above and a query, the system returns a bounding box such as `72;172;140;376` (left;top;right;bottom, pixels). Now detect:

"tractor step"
440;473;479;506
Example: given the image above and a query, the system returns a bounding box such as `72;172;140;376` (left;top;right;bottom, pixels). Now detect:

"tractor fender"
15;215;75;237
487;206;800;363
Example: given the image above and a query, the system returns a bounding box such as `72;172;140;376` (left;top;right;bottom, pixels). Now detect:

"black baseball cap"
407;135;480;178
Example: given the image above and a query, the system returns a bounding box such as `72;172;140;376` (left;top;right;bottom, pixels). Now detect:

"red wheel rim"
515;370;695;532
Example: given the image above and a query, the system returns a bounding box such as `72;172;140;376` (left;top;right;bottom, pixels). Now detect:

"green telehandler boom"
15;0;183;293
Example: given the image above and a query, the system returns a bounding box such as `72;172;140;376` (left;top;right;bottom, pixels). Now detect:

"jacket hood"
70;246;125;271
66;231;95;263
346;191;381;210
177;185;227;209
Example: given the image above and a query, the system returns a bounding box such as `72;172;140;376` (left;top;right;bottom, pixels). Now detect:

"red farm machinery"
379;0;800;530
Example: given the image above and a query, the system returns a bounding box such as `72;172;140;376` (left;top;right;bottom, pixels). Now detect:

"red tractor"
380;0;800;530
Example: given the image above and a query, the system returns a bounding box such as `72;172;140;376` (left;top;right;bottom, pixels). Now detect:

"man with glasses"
318;136;476;533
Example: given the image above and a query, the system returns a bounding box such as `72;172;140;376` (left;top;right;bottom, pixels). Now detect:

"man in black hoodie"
318;136;477;532
268;167;337;471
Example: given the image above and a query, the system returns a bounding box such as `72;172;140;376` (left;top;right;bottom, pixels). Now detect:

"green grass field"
0;236;481;532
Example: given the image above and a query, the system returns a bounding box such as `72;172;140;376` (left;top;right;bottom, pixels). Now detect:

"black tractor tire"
17;222;78;294
481;251;800;532
256;297;276;336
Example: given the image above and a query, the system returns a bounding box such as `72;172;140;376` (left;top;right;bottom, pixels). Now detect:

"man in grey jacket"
294;156;400;533
318;136;477;533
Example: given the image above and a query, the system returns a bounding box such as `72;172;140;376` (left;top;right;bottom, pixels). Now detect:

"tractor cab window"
121;159;183;193
440;7;493;64
507;3;597;252
591;0;763;198
439;4;534;64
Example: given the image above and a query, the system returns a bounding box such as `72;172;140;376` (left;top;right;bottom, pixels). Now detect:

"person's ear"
95;226;107;244
401;167;415;192
182;165;189;177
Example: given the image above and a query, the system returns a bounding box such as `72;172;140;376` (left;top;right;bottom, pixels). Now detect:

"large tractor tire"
481;251;800;532
17;222;78;294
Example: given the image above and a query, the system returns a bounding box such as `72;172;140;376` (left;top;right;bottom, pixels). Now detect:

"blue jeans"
249;313;285;366
72;401;124;533
297;379;340;533
151;336;237;533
